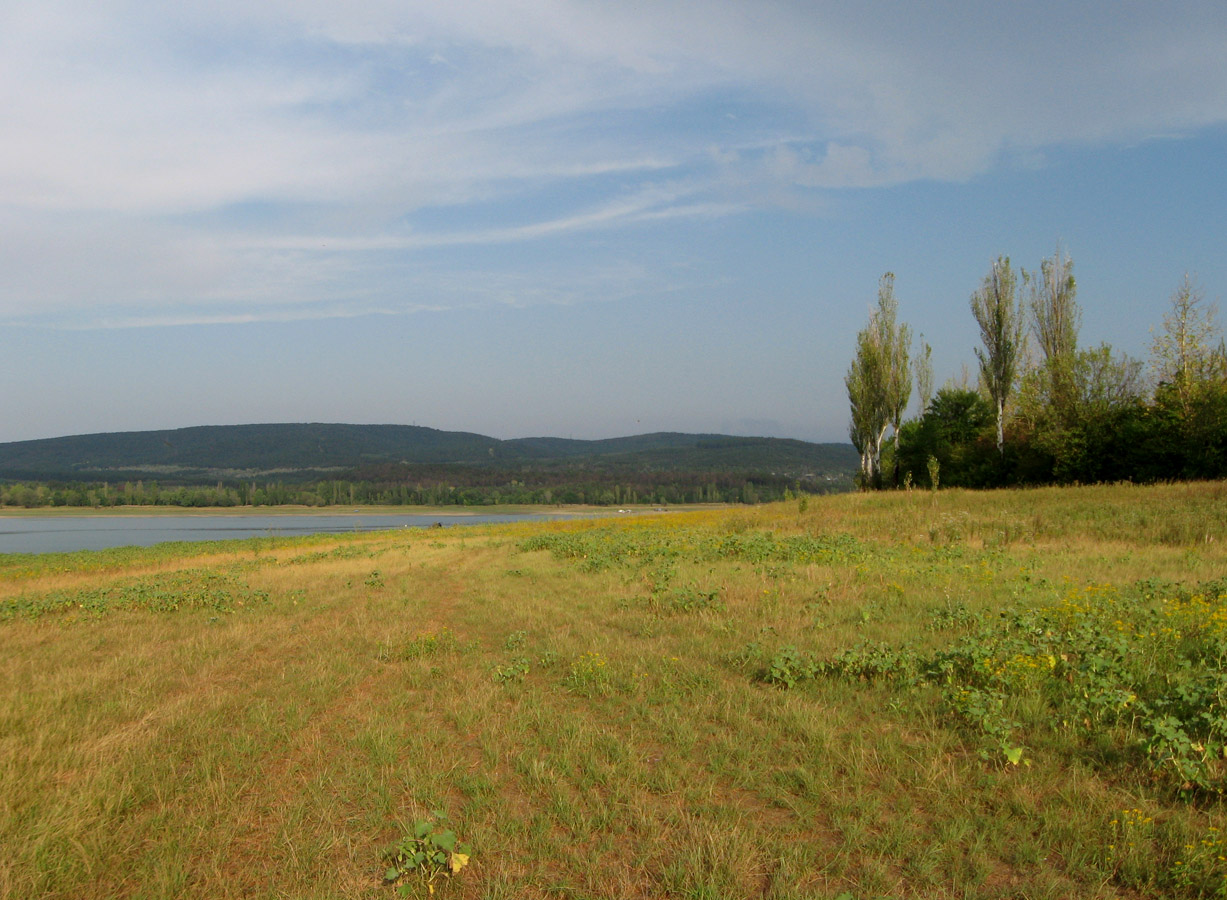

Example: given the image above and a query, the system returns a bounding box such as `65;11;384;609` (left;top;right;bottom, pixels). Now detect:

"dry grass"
2;483;1225;899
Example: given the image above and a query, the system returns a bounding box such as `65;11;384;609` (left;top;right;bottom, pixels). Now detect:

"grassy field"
2;483;1226;899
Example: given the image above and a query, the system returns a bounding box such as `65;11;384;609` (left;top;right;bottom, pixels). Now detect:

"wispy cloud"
253;181;742;252
1;1;1225;327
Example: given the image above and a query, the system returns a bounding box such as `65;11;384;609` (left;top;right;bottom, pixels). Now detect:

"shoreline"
0;503;709;519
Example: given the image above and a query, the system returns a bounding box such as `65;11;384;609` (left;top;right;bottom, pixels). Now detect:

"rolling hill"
0;423;858;486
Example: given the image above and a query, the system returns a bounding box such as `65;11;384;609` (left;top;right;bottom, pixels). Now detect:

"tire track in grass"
214;554;478;896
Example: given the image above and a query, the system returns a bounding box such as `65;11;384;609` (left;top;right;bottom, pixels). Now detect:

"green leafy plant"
492;656;531;684
383;814;471;895
764;645;817;689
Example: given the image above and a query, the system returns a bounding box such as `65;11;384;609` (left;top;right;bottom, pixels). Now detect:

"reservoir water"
0;512;563;555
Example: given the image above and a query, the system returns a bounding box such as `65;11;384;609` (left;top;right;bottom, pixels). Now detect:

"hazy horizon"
0;420;855;447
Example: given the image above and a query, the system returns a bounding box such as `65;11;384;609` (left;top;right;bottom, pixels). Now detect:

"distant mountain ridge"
0;423;858;484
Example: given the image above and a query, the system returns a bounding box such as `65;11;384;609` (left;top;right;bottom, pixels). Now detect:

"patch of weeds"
285;544;373;565
1105;809;1227;897
566;651;611;696
646;562;678;593
768;579;1227;783
1167;822;1227;897
519;526;864;572
823;642;919;684
1104;808;1156;888
536;649;559;671
491;631;534;683
655;584;724;615
764;645;819;689
492;657;531;684
1143;714;1225;796
3;569;269;621
379;628;461;662
945;686;1024;765
926;600;984;631
364;570;385;589
383;813;471;895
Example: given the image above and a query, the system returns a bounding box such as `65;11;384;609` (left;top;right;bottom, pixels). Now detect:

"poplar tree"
879;276;913;486
970;256;1025;453
846;314;886;487
845;273;912;488
913;337;934;416
1028;247;1080;420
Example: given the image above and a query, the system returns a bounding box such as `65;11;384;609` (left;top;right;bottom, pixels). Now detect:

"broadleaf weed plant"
383;813;471;896
491;656;531;684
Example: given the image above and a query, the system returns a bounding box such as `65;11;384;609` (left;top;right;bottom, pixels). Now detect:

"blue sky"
2;1;1225;444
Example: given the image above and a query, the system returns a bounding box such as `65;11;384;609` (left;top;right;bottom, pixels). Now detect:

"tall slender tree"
970;256;1025;453
878;275;913;486
913;336;934;416
1028;247;1080;419
845;273;912;488
846;310;887;487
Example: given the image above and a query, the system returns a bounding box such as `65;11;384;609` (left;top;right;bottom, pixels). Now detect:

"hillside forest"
0;431;856;510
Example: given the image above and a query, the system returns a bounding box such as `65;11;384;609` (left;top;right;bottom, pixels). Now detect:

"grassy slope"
2;484;1226;899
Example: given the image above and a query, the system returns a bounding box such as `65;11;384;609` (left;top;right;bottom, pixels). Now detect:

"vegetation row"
847;251;1226;488
0;468;839;509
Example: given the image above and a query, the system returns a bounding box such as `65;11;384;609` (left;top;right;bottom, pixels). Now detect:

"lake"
0;512;566;555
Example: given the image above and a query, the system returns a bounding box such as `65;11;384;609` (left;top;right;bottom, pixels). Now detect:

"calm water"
0;512;562;555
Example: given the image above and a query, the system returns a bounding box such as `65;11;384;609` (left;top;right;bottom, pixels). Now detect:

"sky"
2;1;1226;445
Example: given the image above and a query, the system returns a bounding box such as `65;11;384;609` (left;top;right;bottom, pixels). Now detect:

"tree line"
0;469;840;510
846;249;1226;488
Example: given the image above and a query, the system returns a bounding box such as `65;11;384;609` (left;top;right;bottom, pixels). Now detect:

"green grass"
2;483;1226;899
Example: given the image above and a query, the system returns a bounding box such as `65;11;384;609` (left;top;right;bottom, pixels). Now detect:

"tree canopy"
850;257;1227;489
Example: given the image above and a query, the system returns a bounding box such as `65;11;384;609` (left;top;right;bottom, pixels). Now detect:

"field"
2;483;1226;899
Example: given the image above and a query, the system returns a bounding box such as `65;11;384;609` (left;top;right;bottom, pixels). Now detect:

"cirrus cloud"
1;1;1225;326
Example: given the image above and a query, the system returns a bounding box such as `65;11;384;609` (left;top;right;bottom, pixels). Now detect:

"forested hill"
0;423;857;484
